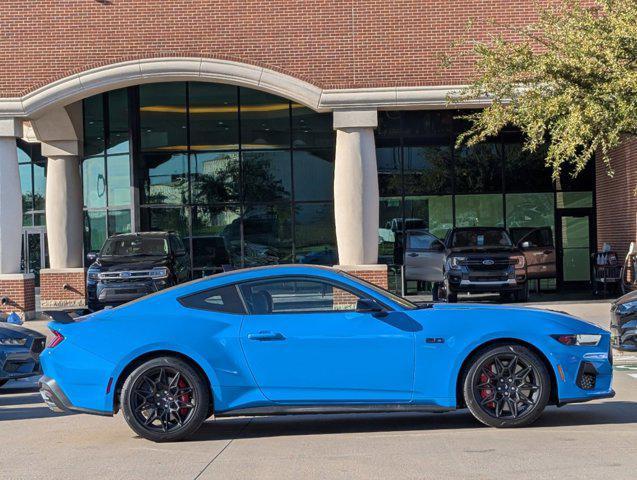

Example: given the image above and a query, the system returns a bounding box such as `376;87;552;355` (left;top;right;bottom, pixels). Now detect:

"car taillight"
48;330;65;349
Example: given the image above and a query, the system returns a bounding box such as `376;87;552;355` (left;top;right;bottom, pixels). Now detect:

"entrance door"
22;228;47;286
556;211;593;286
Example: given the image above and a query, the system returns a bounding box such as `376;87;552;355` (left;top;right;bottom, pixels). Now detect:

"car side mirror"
86;251;99;264
520;241;531;249
356;298;387;316
433;241;445;252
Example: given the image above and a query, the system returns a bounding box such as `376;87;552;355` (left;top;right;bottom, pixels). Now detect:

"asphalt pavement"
2;299;636;480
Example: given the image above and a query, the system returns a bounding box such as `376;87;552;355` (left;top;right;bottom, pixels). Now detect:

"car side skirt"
215;404;455;417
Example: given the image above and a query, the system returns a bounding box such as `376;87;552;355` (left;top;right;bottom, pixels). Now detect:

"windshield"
451;229;512;248
339;270;418;310
101;237;169;256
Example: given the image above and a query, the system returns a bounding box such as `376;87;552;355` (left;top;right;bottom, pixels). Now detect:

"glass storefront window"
292;149;334;201
240;90;291;149
404;195;453;239
140;152;188;205
190;152;240;204
84;210;107;252
506;193;555;235
191;205;241;271
292;105;334;148
106;154;131;206
141;207;190;238
242;204;293;266
107;209;132;236
294;203;337;264
108;88;130;154
84;95;105;157
242;150;292;202
403;146;452;195
455;194;504;227
455;143;503;193
504;143;553;192
82;156;107;208
557;192;593;209
33;161;46;211
379;196;403;264
19;163;32;211
140;83;187;151
377;147;402;197
189;83;239;150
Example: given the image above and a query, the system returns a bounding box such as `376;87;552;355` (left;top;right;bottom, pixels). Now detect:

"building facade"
0;1;627;317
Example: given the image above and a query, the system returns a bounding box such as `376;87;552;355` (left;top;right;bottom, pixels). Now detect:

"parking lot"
2;299;636;480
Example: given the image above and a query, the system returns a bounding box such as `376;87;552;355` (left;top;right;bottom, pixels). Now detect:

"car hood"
92;256;169;272
613;290;637;307
0;323;45;339
428;303;608;334
448;246;519;255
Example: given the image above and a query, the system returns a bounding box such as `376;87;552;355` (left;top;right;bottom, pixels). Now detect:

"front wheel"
462;344;550;428
121;356;210;442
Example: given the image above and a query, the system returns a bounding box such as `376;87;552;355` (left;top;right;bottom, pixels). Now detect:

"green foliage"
452;0;637;178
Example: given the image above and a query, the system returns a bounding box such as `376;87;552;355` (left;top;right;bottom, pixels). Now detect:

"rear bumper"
39;375;112;416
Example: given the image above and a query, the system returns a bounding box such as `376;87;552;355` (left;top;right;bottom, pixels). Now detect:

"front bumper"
87;279;168;309
447;269;526;293
610;308;637;351
0;336;46;381
39;375;112;416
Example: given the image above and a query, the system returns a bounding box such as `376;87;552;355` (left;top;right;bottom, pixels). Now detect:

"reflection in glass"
33;161;46;211
379;197;403;264
242;204;292;266
107;155;131;206
504;143;552;192
293;149;334;201
404;195;453;239
556;192;593;209
82;156;106;208
189;83;239;150
455;143;502;193
403;146;452;194
240;89;291;149
108;88;130;154
140;83;187;151
506;193;555;235
34;213;46;226
292;105;334;148
561;216;591;281
242;150;291;201
377;147;402;196
83;95;105;157
84;210;107;252
190;152;240;204
107;209;132;236
455;194;504;227
140;153;188;205
191;205;241;271
141;207;189;237
295;203;337;265
19;163;32;211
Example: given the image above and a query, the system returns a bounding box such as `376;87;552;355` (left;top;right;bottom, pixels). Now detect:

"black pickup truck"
86;232;190;311
403;227;530;302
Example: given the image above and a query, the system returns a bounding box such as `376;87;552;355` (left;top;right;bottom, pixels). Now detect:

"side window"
406;232;440;250
239;278;366;314
170;235;187;255
179;285;245;314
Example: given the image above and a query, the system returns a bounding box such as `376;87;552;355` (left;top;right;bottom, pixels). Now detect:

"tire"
514;283;529;303
462;344;550;428
121;356;210;442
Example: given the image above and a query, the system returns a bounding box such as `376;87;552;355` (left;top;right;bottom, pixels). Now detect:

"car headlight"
149;267;169;279
511;255;526;268
617;300;637;314
87;269;100;281
445;256;465;271
552;334;602;346
0;337;27;346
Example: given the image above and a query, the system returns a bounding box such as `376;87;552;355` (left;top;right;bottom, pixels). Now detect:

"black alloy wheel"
121;357;209;442
463;345;550;427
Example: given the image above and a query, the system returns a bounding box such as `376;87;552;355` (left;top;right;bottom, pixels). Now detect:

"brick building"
0;0;630;317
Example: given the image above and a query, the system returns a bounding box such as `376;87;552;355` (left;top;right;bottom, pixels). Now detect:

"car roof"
110;232;171;239
451;227;508;232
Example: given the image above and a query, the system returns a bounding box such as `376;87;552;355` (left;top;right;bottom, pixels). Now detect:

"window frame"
178;283;247;315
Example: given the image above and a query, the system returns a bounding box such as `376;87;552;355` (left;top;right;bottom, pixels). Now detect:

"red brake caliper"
178;378;191;416
479;366;495;409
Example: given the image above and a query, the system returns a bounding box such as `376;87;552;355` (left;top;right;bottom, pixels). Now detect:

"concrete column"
42;145;84;269
0;119;24;274
333;109;380;265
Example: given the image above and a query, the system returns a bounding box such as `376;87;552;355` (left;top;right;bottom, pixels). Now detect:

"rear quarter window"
178;285;245;314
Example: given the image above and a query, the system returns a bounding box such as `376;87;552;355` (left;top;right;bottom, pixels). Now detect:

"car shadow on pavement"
0;389;74;421
190;401;637;441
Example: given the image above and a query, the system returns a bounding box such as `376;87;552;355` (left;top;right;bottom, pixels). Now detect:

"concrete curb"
612;351;637;366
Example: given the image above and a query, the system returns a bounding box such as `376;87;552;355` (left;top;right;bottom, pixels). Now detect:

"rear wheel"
121;356;209;442
462;344;550;428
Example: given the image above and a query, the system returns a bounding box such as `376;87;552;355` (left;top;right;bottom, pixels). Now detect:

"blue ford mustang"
39;265;614;442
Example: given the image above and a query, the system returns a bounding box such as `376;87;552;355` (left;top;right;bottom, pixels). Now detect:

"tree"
451;0;637;178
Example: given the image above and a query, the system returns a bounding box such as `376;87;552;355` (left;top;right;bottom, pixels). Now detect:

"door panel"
403;231;445;282
514;227;556;279
238;278;415;403
557;213;592;283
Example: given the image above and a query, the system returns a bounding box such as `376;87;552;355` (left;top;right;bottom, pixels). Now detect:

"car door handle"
247;331;285;341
